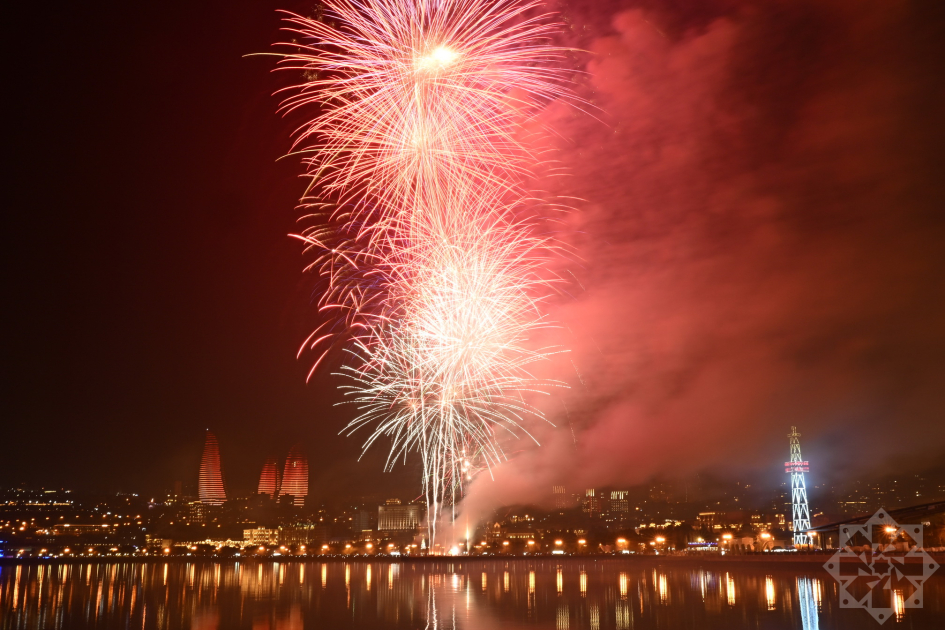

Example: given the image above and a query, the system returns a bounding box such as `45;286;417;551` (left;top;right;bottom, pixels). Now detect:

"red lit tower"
198;430;227;505
257;456;282;497
279;444;309;506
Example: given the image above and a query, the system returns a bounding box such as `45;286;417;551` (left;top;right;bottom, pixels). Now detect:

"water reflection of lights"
797;576;819;630
8;560;922;629
893;589;905;621
616;601;631;630
12;565;21;610
481;572;487;592
556;603;569;629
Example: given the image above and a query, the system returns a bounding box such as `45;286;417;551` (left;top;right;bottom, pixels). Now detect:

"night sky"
5;1;944;507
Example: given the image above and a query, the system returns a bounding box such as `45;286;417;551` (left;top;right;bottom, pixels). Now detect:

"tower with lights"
198;430;227;506
279;444;309;506
785;426;811;546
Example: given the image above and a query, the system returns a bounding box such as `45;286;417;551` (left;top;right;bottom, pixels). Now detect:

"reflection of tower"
796;577;820;630
279;444;309;506
198;430;227;505
257;456;281;497
785;427;811;546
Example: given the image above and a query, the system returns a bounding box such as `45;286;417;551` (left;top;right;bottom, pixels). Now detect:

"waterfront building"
378;503;421;531
243;527;279;546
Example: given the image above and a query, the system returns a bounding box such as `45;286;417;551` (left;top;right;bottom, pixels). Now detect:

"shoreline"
2;552;943;570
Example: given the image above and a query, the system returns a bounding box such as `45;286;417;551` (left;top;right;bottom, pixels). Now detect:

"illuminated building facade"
279;445;309;506
582;489;601;517
609;490;629;515
257;456;281;497
243;527;279;546
198;430;227;506
378;504;421;531
553;485;569;509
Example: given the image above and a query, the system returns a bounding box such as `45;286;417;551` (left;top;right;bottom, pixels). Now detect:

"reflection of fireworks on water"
273;0;572;544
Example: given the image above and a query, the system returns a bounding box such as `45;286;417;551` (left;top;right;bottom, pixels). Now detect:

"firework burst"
273;0;573;545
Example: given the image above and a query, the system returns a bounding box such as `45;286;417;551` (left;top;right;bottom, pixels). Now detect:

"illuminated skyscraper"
257;455;281;497
198;430;227;506
553;485;569;509
279;444;309;506
582;489;600;517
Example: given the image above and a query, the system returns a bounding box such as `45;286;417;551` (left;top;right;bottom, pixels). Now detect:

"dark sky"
5;1;945;506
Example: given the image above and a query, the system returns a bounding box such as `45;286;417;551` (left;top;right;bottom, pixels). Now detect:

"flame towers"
257;456;282;497
279;444;308;506
198;430;227;505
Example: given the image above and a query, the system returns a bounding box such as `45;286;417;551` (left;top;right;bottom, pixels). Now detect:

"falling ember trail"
271;0;575;546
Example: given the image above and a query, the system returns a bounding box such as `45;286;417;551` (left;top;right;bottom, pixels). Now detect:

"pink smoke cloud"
459;0;945;522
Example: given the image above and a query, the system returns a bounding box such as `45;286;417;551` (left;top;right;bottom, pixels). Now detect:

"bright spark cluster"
274;0;571;544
